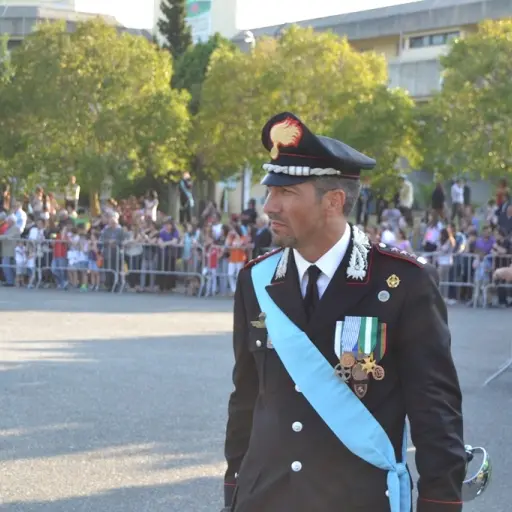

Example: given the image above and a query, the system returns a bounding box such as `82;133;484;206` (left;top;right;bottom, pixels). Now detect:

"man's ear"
323;189;346;215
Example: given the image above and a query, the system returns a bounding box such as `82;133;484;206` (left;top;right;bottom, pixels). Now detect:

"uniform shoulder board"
244;248;283;271
374;242;428;268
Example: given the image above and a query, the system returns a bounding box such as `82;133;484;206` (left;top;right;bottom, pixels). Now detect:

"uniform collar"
293;224;351;282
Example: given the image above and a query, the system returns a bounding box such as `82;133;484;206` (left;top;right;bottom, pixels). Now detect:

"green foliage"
421;19;512;180
173;33;235;113
0;19;191;196
331;85;421;192
157;0;192;61
194;26;414;182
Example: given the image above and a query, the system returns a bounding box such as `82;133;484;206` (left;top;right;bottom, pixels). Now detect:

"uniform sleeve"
223;270;259;507
397;266;466;512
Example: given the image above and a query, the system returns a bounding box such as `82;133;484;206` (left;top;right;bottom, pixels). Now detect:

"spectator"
88;232;101;291
463;179;471;216
179;172;195;224
380;222;396;246
241;199;258;232
450;178;464;225
252;214;272;258
474;226;495;256
498;201;512;235
65;175;80;211
226;224;248;295
437;227;456;302
124;222;145;291
431;180;445;219
398;174;414;227
1;215;21;286
355;176;372;228
486;200;498;229
14;202;27;233
144;190;159;223
158;218;180;292
99;213;126;291
496;178;508;208
140;219;159;292
395;229;412;253
422;212;442;252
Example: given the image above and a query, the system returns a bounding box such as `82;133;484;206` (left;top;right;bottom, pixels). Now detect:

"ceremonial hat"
260;112;376;187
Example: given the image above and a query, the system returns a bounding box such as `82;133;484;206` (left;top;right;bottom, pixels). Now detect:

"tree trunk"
167;182;179;220
89;189;100;217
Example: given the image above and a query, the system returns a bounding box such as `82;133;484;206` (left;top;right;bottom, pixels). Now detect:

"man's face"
482;227;491;239
263;182;330;248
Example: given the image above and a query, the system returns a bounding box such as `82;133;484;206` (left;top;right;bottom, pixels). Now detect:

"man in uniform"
222;112;466;512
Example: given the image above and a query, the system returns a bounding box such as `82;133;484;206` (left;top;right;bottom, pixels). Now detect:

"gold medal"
372;365;385;381
386;274;400;289
351;363;367;382
340;352;356;368
354;383;368;398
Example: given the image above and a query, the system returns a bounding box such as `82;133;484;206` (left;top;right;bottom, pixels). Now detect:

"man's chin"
272;233;297;248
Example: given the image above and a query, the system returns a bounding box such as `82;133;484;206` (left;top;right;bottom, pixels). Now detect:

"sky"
75;0;419;30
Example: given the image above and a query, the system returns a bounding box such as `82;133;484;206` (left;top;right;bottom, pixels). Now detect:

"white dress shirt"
294;225;351;299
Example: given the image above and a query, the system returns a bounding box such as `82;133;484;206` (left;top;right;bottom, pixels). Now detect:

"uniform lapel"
264;249;308;332
308;225;374;339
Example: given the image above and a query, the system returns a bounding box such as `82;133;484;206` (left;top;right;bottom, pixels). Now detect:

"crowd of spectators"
1;176;511;306
0;181;272;297
362;178;512;308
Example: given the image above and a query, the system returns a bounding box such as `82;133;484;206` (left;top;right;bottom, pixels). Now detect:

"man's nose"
263;194;279;215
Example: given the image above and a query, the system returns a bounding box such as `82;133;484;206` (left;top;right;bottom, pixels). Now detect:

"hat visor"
261;172;311;187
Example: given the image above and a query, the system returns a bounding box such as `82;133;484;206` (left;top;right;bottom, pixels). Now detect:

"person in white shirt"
450;178;464;225
65;175;80;210
398;175;414;227
14;202;27;233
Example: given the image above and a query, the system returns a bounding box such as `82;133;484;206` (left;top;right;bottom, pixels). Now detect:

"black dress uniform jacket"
223;229;466;512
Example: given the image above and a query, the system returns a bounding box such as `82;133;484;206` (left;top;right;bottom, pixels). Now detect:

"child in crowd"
88;233;100;291
15;241;26;287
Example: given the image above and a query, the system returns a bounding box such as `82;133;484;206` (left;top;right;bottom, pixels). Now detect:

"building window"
7;40;22;51
408;31;460;49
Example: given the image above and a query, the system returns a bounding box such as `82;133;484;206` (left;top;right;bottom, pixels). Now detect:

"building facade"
0;4;151;50
233;0;512;102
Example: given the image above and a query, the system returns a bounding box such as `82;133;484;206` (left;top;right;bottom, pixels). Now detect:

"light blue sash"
251;252;410;512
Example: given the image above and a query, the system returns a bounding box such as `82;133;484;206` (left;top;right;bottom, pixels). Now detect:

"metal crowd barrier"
1;234;510;307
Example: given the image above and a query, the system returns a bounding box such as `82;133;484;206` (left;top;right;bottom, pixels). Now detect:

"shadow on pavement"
2;478;222;512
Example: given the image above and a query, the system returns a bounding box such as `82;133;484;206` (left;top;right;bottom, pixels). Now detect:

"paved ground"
0;288;509;512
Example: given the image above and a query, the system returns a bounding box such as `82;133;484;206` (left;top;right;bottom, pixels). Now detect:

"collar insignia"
347;226;371;281
274;247;290;280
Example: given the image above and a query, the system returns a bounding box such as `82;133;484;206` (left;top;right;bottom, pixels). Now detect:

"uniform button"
385;490;389;497
379;242;386;248
292;422;303;432
295;384;301;392
256;340;262;347
291;461;302;472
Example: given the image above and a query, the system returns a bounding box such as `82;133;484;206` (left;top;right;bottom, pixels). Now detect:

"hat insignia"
269;117;303;160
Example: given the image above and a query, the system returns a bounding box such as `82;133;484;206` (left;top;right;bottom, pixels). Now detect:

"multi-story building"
0;4;151;50
233;0;512;102
223;0;512;212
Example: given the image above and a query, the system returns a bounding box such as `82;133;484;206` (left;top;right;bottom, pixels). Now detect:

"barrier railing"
0;234;510;308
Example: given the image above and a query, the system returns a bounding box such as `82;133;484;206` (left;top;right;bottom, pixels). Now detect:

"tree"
421;19;512;181
331;85;421;195
194;26;406;181
157;0;192;61
4;19;191;212
173;33;235;114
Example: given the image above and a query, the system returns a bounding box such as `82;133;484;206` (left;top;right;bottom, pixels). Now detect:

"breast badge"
333;317;388;398
251;312;266;329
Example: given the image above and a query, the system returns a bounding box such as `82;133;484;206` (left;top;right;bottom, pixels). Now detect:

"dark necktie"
304;265;322;321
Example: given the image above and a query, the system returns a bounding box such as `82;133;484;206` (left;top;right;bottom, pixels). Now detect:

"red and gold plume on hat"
269;117;303;160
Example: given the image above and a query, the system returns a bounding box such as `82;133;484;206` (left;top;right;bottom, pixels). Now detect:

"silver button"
292;422;303;432
291;461;302;472
295;384;301;393
385;490;389;497
256;339;262;348
379;242;386;248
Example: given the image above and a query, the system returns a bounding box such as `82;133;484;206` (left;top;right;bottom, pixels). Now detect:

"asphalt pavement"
0;288;509;512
